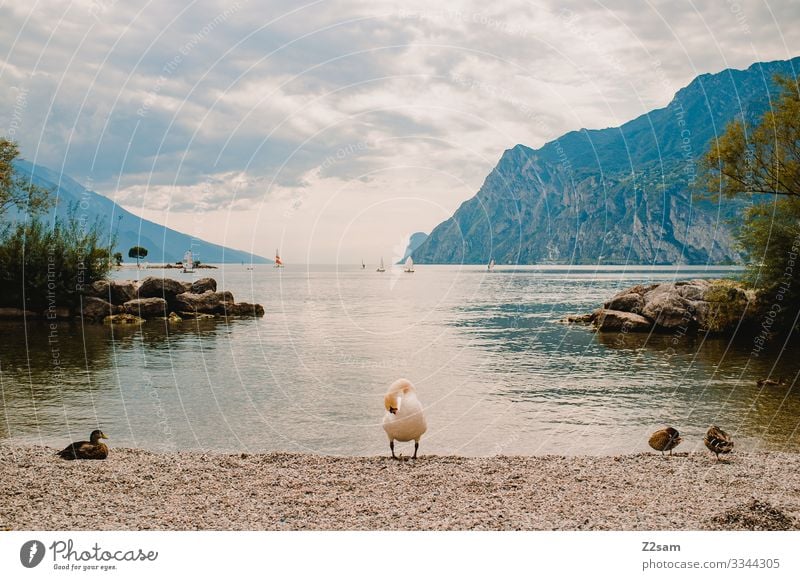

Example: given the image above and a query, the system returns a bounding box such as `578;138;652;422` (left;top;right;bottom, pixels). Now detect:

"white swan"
382;378;427;459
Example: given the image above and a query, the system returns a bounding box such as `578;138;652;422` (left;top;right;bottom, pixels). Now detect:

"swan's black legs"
413;440;419;459
390;440;397;459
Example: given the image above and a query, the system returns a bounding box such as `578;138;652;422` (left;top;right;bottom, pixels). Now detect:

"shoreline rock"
566;279;757;335
2;277;264;324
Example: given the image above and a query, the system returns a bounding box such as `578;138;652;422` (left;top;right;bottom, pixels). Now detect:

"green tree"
128;245;148;265
0;138;53;216
701;74;800;329
0;208;113;311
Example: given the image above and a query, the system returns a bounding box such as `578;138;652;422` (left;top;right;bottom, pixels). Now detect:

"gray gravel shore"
1;446;799;530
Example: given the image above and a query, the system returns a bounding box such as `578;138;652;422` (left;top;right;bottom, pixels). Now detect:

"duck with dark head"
57;430;109;460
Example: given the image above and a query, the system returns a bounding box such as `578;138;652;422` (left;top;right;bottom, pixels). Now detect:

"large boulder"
190;278;217;294
641;287;697;329
81;297;117;321
576;278;756;335
604;292;644;313
675;279;712;301
593;309;652;332
222;302;265;317
88;280;137;305
137;277;187;301
123;297;168;318
104;313;145;325
173;291;234;314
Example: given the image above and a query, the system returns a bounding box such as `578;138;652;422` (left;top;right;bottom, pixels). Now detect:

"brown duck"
57;430;109;460
704;425;734;460
648;427;682;456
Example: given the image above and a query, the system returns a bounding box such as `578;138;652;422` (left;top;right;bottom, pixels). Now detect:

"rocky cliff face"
413;57;800;265
402;232;429;261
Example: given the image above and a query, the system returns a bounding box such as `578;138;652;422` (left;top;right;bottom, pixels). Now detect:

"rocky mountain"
9;160;269;264
413;57;800;265
402;232;429;261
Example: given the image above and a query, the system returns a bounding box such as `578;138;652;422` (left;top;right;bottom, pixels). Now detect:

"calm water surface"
2;264;799;456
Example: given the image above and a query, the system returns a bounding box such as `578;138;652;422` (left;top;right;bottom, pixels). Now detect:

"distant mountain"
9;160;269;264
402;232;428;261
413;56;800;265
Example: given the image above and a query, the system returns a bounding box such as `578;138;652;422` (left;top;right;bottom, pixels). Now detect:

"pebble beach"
1;446;799;531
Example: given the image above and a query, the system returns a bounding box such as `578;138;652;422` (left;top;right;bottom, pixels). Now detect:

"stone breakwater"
0;277;264;324
565;279;756;335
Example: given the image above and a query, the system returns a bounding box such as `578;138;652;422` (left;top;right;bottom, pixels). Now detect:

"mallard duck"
56;430;109;460
648;427;682;456
382;379;427;459
704;425;734;460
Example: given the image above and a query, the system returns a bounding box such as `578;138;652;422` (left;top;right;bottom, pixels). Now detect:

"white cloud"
1;0;799;261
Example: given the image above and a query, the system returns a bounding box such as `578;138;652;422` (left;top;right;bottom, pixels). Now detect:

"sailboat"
376;257;385;272
487;258;495;272
274;249;284;268
182;250;195;273
403;256;415;273
361;259;366;270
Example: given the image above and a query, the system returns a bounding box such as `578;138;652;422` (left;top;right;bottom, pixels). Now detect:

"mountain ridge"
413;56;800;265
8;159;270;264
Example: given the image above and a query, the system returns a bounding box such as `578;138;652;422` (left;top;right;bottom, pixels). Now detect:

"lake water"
2;264;799;456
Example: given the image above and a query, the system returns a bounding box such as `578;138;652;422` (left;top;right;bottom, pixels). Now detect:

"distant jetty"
149;263;218;269
0;277;264;323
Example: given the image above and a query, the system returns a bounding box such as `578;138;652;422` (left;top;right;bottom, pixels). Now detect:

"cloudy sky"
1;0;798;262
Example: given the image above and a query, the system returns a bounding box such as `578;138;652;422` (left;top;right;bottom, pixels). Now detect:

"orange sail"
274;249;283;267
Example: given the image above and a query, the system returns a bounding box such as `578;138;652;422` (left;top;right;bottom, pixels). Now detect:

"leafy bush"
0;209;112;312
701;74;800;331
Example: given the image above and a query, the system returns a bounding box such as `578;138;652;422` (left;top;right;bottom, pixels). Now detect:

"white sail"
404;256;414;272
488;258;495;272
377;257;385;272
182;250;194;272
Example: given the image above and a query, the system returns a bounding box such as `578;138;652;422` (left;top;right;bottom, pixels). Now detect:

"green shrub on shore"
0;209;113;313
702;279;755;333
1;139;112;314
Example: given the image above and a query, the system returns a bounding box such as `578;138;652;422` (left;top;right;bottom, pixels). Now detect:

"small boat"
274;249;284;268
361;259;366;270
182;251;194;273
487;258;495;272
377;257;386;272
404;256;415;273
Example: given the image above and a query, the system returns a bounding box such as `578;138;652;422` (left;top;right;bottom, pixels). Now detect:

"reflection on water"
1;264;798;455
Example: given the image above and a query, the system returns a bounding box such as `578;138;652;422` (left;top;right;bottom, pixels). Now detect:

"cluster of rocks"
0;277;264;324
566;279;756;335
81;277;264;324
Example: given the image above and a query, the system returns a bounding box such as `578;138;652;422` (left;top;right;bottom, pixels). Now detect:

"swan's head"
384;393;399;414
384;378;414;414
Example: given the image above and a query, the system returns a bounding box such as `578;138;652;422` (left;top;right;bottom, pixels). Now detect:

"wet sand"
1;446;798;530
